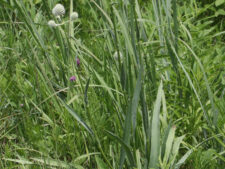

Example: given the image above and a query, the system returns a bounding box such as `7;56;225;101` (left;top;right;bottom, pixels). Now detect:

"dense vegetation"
0;0;224;168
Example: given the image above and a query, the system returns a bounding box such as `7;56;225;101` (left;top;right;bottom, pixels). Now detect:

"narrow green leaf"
62;101;94;136
132;65;143;133
149;81;163;169
74;153;100;163
174;149;193;169
162;126;176;166
91;0;113;28
106;130;135;168
215;0;225;7
170;135;185;166
96;156;109;169
3;158;33;165
119;66;143;169
113;7;135;61
161;123;172;161
84;78;91;105
31;157;84;169
136;150;142;169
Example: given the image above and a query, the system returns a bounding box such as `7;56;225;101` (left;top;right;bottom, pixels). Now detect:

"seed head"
48;20;57;27
52;4;65;17
70;12;79;21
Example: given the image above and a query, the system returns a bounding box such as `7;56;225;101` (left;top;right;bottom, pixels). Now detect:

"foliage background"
0;0;224;168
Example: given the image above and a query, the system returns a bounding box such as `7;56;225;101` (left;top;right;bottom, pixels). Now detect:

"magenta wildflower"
76;58;80;66
70;76;76;82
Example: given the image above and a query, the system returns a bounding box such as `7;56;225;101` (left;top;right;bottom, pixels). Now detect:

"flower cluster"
70;76;76;82
52;4;65;17
47;4;80;83
47;3;79;28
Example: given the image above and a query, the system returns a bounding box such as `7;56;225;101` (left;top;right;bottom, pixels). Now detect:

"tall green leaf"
149;81;163;169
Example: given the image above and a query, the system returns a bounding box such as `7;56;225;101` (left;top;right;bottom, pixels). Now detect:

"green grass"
0;0;225;168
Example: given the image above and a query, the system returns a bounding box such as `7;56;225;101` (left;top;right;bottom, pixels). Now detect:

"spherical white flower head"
48;20;57;27
70;12;78;21
114;51;123;60
52;4;65;17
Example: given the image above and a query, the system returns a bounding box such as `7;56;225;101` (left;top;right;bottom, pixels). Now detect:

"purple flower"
70;76;76;82
76;58;80;67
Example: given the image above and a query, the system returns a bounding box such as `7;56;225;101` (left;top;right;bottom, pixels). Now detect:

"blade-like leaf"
119;65;143;169
62;101;94;136
162;125;176;166
106;130;135;168
96;156;109;169
31;157;84;169
149;81;163;169
174;149;193;169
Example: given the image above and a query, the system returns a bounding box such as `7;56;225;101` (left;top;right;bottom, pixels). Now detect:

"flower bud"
70;76;76;82
48;20;57;27
70;12;79;21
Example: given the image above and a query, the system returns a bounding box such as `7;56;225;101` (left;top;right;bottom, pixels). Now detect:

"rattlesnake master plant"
48;4;79;28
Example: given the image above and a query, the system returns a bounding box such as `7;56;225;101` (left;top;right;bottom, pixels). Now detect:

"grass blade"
162;125;176;166
174;149;193;169
105;130;135;167
119;66;143;169
61;100;94;136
